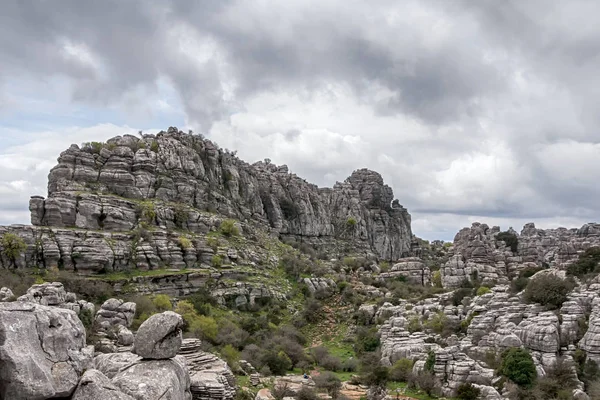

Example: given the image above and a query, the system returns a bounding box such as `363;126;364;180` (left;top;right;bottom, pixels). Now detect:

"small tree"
314;371;342;398
456;383;481;400
523;274;573;309
152;294;172;311
1;233;27;267
497;231;518;253
499;348;537;387
389;358;414;382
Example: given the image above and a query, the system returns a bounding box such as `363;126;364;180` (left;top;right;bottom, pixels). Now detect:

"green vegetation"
497;231;519;253
152;294;172;311
138;201;157;224
219;219;240;236
1;233;27;266
456;383;480;400
476;286;491;296
150;140;159;152
432;270;442;288
178;236;193;249
567;247;600;277
499;348;537;387
211;254;223;267
523;273;574;309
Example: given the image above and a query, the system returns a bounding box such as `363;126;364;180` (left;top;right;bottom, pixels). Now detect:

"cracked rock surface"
133;311;184;359
0;302;93;399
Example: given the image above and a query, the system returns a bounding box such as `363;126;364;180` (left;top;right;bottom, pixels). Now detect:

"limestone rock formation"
1;128;413;275
95;298;136;332
95;352;192;400
178;339;236;400
441;222;600;288
0;302;93;399
71;369;135;400
17;281;95;314
134;311;184;359
379;257;431;286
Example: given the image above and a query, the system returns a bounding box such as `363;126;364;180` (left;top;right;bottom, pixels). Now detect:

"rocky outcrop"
9;128;411;268
95;298;136;332
94;352;192;400
0;286;14;301
178;339;236;400
0;302;93;399
71;369;135;400
17;281;95;314
134;311;184;359
441;222;600;288
379;257;431;286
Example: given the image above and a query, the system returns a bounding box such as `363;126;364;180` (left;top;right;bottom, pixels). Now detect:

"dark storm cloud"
2;0;600;238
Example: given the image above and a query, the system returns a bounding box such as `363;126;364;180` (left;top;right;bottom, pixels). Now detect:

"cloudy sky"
1;1;599;240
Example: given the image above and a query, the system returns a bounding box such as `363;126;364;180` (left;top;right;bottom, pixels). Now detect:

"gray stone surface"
0;286;14;301
72;369;135;400
95;352;192;400
0;302;93;400
134;311;184;359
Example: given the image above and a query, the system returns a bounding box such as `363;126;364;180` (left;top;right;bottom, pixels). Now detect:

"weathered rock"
117;326;134;346
380;257;431;286
95;298;136;332
72;369;135;400
0;286;14;301
18;281;67;305
0;302;93;400
95;352;192;400
1;129;413;274
178;339;236;400
134;311;184;359
441;222;600;288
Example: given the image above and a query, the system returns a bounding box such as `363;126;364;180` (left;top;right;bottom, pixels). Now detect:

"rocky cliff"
1;127;412;274
441;222;600;288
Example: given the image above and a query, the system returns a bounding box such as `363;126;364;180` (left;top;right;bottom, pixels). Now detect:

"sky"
1;1;599;241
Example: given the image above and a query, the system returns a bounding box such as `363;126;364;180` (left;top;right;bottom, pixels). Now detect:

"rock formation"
441;222;600;288
0;302;93;399
134;311;184;359
0;128;412;276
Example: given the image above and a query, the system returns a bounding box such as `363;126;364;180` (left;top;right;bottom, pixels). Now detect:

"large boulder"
95;352;192;400
95;298;137;331
72;369;135;400
134;311;184;359
0;302;93;400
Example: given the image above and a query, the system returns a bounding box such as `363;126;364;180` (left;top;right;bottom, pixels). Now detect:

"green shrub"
452;287;472;306
523;274;574;309
138;201;156;223
497;231;519;253
314;371;342;398
456;382;481;400
219;219;239;236
389;358;413;382
178;236;192;249
152;294;172;312
424;350;436;373
220;344;240;369
1;233;27;266
500;348;537;387
567;247;600;276
211;254;223;267
426;311;448;335
476;286;491;296
432;270;442;288
346;217;357;229
150;140;159;152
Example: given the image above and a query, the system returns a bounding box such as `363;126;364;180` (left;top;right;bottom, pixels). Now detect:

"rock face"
380;257;431;286
178;339;236;400
0;302;93;400
441;222;600;288
1;128;412;274
95;298;136;332
134;311;184;359
0;286;14;301
17;281;95;314
72;369;135;400
94;352;192;400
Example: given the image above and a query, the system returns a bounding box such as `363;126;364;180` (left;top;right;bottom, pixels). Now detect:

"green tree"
219;219;239;236
424;350;436;373
497;231;518;253
500;348;537;387
1;233;27;266
389;358;413;382
523;274;574;309
456;383;481;400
